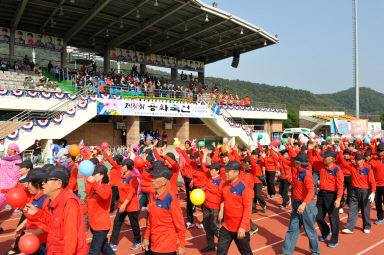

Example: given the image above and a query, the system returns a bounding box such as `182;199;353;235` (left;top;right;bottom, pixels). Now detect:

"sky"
200;0;384;94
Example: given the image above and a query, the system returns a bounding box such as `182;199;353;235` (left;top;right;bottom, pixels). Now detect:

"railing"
300;105;345;112
220;107;255;144
0;87;89;139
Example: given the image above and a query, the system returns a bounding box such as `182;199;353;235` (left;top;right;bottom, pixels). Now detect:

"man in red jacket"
24;166;88;255
342;154;376;234
143;161;186;255
63;154;79;194
370;144;384;224
308;149;343;247
217;161;253;255
279;153;319;255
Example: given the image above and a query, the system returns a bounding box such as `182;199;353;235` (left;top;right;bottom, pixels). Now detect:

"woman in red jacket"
104;150;123;213
84;165;115;255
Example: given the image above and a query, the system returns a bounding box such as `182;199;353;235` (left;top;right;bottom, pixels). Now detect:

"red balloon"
134;156;145;168
270;139;281;147
19;234;40;254
6;188;28;208
101;142;109;150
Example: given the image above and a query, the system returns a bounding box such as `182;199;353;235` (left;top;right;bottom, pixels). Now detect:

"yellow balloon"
190;189;205;206
173;140;181;147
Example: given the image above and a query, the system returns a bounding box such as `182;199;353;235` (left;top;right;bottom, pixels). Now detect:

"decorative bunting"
77;100;88;109
100;93;111;99
89;95;98;101
41;92;52;99
21;122;34;131
52;115;63;124
67;94;77;100
0;89;8;95
36;120;50;128
54;93;66;99
80;95;88;100
11;90;24;97
27;91;39;98
6;129;19;140
65;107;76;116
112;95;122;100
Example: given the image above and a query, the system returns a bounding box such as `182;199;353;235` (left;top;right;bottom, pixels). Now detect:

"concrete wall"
63;123;122;146
299;118;318;129
189;124;217;141
226;109;287;120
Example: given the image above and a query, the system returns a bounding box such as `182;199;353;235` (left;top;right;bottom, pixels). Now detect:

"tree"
283;107;299;128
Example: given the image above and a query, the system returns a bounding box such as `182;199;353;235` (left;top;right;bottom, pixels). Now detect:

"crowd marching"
0;132;384;255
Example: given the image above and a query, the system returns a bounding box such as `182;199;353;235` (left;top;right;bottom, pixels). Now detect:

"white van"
282;128;315;140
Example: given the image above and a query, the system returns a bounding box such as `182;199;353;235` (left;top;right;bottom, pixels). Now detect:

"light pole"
353;0;359;118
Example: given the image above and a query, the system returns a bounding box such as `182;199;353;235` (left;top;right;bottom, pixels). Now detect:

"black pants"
184;176;194;223
13;214;27;252
316;190;339;244
110;186;120;212
340;175;352;208
279;179;290;207
265;171;276;196
110;210;141;245
202;205;220;248
253;183;266;211
375;186;384;220
217;226;252;255
89;229;115;255
346;187;371;231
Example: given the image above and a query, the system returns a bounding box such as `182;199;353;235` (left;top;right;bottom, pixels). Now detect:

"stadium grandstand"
0;0;285;157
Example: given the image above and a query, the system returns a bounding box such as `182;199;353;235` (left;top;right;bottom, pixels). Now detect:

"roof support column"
104;48;110;72
198;70;204;84
60;41;67;68
140;64;146;74
9;31;15;61
171;67;178;82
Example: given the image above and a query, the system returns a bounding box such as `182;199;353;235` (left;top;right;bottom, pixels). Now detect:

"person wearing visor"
23;166;88;255
142;161;186;255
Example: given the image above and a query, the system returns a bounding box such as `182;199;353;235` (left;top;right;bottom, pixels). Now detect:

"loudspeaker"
231;49;240;68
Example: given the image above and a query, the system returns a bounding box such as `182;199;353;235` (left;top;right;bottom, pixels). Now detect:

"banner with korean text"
96;99;218;118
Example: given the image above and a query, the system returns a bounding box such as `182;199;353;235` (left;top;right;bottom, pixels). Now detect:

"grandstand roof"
0;0;279;64
312;115;361;121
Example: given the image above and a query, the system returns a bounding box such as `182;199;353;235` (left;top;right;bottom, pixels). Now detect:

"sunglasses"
43;177;59;183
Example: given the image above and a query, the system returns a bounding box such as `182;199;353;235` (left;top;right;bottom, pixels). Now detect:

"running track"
1;189;384;254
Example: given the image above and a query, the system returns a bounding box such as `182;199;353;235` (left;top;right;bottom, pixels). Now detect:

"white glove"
369;193;375;203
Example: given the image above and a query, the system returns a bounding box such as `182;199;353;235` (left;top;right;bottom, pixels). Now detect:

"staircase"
1;89;97;152
201;108;257;148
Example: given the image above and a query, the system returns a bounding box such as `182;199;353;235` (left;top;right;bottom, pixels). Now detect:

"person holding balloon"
23;165;88;255
109;159;141;251
217;161;253;255
142;161;186;255
13;168;48;255
60;154;79;195
84;165;116;255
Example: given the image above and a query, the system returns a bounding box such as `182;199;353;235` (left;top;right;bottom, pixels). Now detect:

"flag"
79;140;92;160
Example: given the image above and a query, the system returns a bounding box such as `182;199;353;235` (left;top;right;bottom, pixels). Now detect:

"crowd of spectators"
1;56;252;106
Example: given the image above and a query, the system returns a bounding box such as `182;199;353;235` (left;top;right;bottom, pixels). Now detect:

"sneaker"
342;229;353;234
197;223;204;229
339;208;344;214
374;219;384;225
280;206;287;210
201;246;215;253
270;195;276;198
363;229;370;234
185;222;194;229
263;205;267;213
249;227;259;236
130;242;142;250
141;207;147;211
328;242;339;248
319;231;332;242
287;199;291;207
109;243;117;251
125;221;131;225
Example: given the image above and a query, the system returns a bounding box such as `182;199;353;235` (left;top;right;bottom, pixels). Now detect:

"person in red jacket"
342;154;376;234
217;161;253;255
62;154;78;195
308;148;343;247
259;146;278;198
13;168;48;255
370;144;384;224
104;150;123;213
109;159;141;251
153;147;179;195
142;161;186;255
24;166;88;255
200;149;223;253
84;165;115;255
337;149;353;213
279;153;319;255
249;149;267;213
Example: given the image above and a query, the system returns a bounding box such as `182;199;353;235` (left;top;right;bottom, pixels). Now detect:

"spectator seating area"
312;114;360;121
0;69;59;92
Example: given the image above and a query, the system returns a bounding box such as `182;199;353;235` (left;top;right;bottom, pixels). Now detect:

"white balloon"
223;137;228;144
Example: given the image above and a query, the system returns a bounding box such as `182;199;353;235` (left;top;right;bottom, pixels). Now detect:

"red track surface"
1;189;384;255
